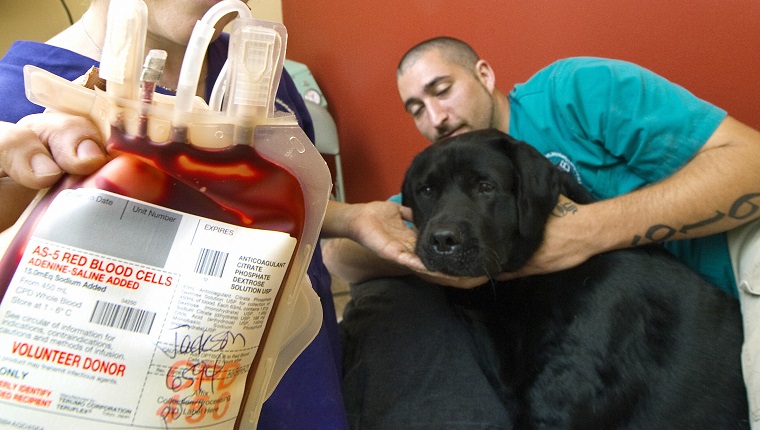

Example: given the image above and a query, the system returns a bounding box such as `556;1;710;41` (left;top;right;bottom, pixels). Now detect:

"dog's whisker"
478;247;504;293
481;246;503;276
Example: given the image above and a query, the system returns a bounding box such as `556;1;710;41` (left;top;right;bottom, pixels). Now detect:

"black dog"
402;129;748;429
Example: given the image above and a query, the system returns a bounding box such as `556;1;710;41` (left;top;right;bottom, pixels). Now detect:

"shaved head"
397;37;480;77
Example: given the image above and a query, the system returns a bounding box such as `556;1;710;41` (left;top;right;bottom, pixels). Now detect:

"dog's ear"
503;135;562;267
401;168;413;207
401;160;418;213
401;152;428;226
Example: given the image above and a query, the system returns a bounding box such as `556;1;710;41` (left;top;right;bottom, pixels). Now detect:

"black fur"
402;129;748;429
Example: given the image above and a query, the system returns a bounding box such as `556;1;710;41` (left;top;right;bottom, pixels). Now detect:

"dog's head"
402;129;573;277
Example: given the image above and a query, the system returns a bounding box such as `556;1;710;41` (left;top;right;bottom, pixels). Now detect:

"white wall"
249;0;283;23
1;0;73;55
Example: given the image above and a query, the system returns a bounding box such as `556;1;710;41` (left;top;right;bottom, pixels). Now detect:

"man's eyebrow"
403;75;450;113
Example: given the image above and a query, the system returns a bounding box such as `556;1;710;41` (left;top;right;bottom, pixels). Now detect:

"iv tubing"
171;0;252;134
209;60;230;112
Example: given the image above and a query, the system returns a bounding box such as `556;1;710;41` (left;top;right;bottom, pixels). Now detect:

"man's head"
397;37;508;142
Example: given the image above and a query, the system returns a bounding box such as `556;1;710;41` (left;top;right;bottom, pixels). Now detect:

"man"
325;37;760;428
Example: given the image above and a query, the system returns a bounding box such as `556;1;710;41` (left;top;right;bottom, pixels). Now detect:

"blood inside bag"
0;129;306;294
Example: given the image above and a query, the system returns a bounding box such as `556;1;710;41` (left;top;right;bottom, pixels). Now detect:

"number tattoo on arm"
631;192;760;246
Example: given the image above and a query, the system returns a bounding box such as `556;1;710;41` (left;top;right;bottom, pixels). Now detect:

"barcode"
90;301;156;334
195;248;228;277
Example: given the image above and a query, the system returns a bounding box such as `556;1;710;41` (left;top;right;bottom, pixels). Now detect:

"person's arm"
503;116;760;279
0;114;108;231
322;237;411;284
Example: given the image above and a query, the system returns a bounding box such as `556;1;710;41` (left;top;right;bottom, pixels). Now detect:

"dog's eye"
478;182;495;194
418;185;433;196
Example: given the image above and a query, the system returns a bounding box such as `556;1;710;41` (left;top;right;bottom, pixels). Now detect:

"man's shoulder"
512;56;661;105
533;57;648;83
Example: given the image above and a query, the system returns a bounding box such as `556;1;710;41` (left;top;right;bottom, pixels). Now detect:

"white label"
0;189;296;429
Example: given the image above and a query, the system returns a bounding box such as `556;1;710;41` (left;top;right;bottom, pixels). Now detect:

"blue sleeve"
0;41;98;122
546;58;726;183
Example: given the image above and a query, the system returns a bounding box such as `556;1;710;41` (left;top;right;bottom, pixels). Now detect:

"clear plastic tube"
209;59;229;111
170;0;252;141
200;0;252;28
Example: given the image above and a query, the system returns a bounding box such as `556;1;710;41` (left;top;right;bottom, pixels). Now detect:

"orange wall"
282;1;760;203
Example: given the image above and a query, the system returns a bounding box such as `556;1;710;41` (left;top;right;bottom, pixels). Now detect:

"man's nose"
427;101;448;128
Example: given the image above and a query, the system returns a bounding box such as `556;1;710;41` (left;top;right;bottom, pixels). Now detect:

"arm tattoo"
551;201;578;218
630;192;760;246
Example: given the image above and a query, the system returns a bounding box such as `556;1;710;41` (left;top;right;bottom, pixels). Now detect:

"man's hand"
414;270;490;289
497;195;598;281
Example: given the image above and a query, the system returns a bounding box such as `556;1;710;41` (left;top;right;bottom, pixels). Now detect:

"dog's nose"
430;228;462;255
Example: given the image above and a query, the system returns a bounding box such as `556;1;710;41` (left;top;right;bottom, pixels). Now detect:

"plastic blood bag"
0;1;331;429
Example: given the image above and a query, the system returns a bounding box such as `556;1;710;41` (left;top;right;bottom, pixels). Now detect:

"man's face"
397;49;496;142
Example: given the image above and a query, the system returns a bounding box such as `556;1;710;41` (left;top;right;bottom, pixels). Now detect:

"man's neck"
494;90;511;134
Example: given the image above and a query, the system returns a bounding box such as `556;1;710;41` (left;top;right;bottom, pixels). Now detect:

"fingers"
392;248;427;272
1;113;107;189
21;112;108;175
0;121;57;183
399;204;414;223
416;270;489;289
494;271;521;282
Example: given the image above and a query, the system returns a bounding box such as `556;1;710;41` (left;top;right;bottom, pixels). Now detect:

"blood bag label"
0;189;296;429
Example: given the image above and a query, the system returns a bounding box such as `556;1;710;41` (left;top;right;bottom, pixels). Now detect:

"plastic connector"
229;24;280;115
225;19;287;144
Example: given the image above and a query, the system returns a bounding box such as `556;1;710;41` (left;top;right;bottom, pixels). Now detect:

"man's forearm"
517;116;760;279
590;116;760;252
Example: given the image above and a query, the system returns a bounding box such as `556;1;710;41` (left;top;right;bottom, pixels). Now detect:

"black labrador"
401;129;748;429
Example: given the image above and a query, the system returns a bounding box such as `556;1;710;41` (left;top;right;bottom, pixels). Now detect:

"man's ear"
503;136;561;268
475;59;496;93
